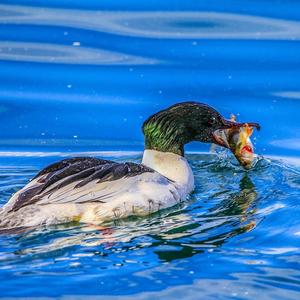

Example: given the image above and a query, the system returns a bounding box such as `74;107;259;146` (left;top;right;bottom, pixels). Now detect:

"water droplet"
70;262;81;267
114;263;123;267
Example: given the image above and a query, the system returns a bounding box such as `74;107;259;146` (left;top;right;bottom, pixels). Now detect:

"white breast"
142;149;195;197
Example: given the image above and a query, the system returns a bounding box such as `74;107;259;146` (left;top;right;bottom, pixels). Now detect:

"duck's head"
143;102;260;156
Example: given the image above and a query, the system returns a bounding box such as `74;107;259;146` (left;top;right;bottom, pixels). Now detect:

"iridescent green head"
142;102;251;156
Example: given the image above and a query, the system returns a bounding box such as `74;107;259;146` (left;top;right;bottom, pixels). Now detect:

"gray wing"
9;157;154;212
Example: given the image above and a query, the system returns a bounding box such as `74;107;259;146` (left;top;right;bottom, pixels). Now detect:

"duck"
0;102;260;230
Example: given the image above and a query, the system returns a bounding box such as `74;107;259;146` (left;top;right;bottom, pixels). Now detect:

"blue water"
0;0;300;298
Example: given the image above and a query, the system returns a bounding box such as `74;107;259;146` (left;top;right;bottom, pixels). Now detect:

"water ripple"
1;5;299;40
0;153;299;297
0;41;158;65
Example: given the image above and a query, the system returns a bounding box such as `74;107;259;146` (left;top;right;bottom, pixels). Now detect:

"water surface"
0;0;300;299
0;152;300;299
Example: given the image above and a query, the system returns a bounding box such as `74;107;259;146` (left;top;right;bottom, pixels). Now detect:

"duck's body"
0;102;259;230
0;150;193;228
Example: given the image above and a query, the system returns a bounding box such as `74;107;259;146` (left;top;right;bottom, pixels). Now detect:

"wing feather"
9;157;155;212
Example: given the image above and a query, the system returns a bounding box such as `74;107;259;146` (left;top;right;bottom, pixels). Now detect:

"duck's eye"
207;117;216;125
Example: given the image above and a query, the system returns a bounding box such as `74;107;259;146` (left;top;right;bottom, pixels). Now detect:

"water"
0;153;300;299
0;0;300;299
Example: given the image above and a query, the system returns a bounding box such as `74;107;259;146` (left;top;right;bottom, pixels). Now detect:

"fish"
213;114;256;169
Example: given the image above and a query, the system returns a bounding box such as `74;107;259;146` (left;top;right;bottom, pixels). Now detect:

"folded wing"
7;157;155;212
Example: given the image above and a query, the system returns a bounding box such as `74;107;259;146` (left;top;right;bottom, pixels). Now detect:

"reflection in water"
153;174;258;261
0;153;300;297
1;162;258;263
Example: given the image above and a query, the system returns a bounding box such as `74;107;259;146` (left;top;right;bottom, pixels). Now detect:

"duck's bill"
212;118;260;170
222;118;261;131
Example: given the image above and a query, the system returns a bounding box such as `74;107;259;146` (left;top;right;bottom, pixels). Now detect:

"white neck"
142;149;194;195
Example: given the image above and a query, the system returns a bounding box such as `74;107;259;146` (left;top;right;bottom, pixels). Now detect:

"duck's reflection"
12;174;258;262
153;174;258;261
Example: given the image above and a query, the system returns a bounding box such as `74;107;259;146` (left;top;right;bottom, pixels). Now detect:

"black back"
10;157;154;212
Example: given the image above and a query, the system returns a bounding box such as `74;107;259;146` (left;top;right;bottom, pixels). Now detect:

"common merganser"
0;102;260;229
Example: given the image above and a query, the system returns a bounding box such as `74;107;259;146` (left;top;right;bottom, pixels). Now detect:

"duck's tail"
0;208;11;231
0;207;24;234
